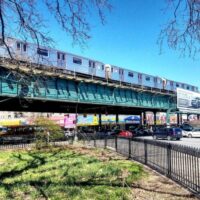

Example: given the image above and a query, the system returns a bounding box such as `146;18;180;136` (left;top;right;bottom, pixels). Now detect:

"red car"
118;130;133;138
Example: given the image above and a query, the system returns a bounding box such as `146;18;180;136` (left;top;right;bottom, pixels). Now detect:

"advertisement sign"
177;88;200;113
64;114;76;128
77;115;98;126
0;119;27;126
101;115;116;124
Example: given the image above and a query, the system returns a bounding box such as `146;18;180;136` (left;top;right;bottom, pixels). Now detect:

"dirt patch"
130;167;198;200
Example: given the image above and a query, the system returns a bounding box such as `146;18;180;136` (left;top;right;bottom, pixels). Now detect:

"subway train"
0;37;198;93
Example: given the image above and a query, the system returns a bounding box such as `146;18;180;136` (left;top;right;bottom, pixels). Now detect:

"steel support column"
154;111;157;126
116;113;119;124
140;112;143;125
180;114;183;125
177;113;180;125
99;113;102;130
144;112;147;126
187;114;190;121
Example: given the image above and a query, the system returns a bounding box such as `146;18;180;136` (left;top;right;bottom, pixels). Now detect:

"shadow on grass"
0;148;196;199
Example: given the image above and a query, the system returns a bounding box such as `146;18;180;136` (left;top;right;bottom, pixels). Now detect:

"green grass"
0;147;146;200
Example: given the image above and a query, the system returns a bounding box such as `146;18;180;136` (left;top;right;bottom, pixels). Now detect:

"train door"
89;61;96;76
162;78;167;90
138;73;142;86
119;69;124;82
154;77;157;88
16;41;27;59
170;81;174;91
105;64;111;79
57;52;66;68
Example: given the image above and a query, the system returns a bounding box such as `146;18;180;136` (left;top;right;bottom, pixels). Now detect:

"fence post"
115;136;118;152
144;140;147;164
167;144;172;177
94;137;96;147
104;136;107;149
128;138;131;159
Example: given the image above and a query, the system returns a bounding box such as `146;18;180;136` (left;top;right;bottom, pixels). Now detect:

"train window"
57;52;60;59
102;65;104;70
187;86;190;90
145;76;150;81
62;54;65;60
23;44;27;52
111;67;113;72
176;83;179;87
182;84;184;88
89;61;92;67
128;72;134;77
17;42;21;50
192;86;194;91
154;77;157;83
170;81;173;86
37;48;48;56
73;57;82;65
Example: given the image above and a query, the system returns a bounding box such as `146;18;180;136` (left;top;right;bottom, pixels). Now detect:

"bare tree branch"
159;0;200;58
0;0;111;51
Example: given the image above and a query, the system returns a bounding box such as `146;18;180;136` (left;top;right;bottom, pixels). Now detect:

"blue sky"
21;1;200;87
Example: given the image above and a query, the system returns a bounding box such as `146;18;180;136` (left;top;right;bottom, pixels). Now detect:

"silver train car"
0;37;198;93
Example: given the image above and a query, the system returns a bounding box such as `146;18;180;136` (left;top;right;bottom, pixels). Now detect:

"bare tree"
0;0;111;107
159;0;200;58
0;0;111;55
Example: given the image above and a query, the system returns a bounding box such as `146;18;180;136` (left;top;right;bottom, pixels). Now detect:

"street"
137;136;200;149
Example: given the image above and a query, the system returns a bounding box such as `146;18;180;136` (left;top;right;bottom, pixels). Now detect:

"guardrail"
84;136;200;197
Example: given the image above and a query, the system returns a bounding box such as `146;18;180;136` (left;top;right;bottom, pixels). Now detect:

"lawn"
0;146;146;200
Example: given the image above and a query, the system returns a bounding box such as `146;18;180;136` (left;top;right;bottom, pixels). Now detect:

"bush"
34;117;64;149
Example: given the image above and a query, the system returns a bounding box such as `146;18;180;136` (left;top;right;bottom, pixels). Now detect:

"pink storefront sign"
64;114;76;128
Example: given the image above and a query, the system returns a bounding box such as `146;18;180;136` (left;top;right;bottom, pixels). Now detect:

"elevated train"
0;37;198;93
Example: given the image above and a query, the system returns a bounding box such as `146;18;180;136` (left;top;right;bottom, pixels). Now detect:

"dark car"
191;97;200;108
131;126;152;136
153;127;182;140
180;123;193;131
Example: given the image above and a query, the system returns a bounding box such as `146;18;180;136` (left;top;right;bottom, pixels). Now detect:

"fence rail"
84;136;200;197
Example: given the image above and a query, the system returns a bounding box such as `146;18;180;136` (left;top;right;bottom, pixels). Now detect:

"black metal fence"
0;134;199;196
84;136;200;197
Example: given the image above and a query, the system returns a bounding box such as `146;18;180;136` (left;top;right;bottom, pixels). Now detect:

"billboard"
177;88;200;113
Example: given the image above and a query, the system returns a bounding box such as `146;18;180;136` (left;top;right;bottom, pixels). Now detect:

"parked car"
118;130;133;138
95;131;108;139
182;128;200;138
0;126;8;136
180;123;193;131
153;127;182;140
130;126;152;136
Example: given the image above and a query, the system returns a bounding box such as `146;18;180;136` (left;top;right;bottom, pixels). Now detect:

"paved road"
137;136;200;149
